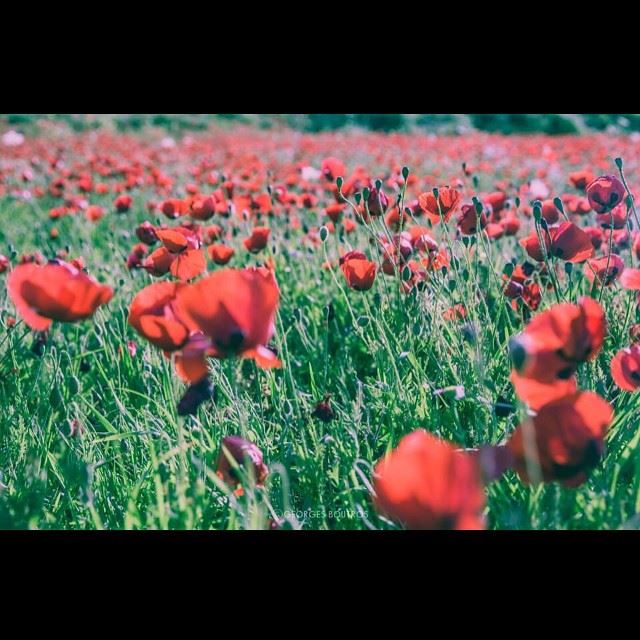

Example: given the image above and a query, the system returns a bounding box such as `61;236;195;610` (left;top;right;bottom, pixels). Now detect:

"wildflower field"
1;118;640;530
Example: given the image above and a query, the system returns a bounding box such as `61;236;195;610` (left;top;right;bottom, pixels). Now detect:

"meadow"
1;122;639;530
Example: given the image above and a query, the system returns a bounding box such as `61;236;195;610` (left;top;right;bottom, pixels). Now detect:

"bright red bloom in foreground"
175;268;281;370
8;260;113;331
374;430;485;530
243;227;270;253
418;188;461;224
216;436;269;489
208;243;235;265
586;175;626;214
341;257;377;291
507;392;613;487
611;345;640;392
128;282;191;353
509;297;606;408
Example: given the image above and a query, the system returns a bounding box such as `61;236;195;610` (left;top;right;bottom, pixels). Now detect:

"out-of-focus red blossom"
0;255;10;273
325;204;345;223
373;430;485;530
507;392;613;487
365;184;389;217
175;267;281;371
584;254;625;286
243;227;270;253
484;191;508;215
501;215;521;236
203;224;223;244
457;204;487;235
8;260;113;331
418;187;461;224
158;198;185;219
569;170;595;191
584;226;604;250
565;195;591;216
321;157;346;182
189;195;216;220
208;243;235;265
135;221;158;245
620;268;640;290
85;205;104;223
114;194;132;213
586;175;626;214
540;200;560;225
596;202;627;229
143;228;206;282
509;297;605;409
127;243;149;270
443;304;466;321
128;281;191;352
611;345;640;392
216;436;269;489
340;254;377;291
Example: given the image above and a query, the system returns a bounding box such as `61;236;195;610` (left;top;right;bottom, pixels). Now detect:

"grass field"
1;122;639;530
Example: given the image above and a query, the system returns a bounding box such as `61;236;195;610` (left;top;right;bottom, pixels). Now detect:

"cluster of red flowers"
4;127;640;528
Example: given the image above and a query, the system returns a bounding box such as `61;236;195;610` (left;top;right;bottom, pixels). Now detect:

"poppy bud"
312;395;335;423
216;436;269;487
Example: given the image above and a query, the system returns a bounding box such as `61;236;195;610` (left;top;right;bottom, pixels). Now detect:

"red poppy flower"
620;268;640;290
584;254;624;286
0;255;10;273
128;282;191;352
175;268;281;369
114;194;132;213
457;204;487;236
565;195;592;216
569;170;594;191
611;346;640;391
160;198;187;219
85;205;104;223
325;204;345;223
243;227;270;253
126;243;149;270
418;187;461;224
373;430;485;530
484;191;508;215
584;226;604;250
143;228;206;282
321;157;346;182
520;230;551;262
540;200;560;225
208;243;235;265
135;221;159;245
507;392;613;487
8;260;113;331
501;215;521;236
586;175;626;214
341;258;377;291
189;195;216;221
216;436;269;489
548;222;594;263
443;304;466;321
510;296;605;395
365;184;389;217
